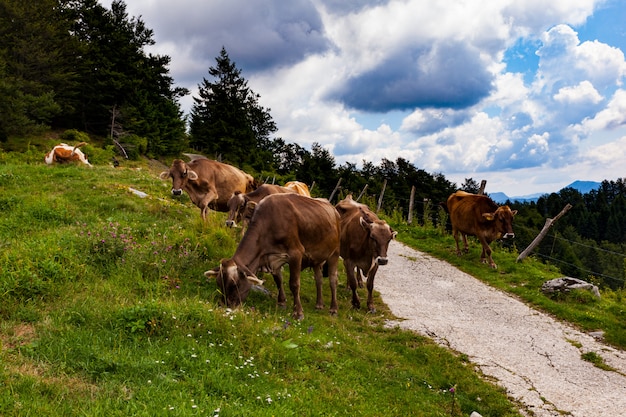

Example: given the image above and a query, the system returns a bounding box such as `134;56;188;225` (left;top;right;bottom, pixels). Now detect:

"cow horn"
246;275;264;285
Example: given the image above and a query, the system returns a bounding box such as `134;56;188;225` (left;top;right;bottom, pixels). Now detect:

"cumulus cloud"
105;0;625;195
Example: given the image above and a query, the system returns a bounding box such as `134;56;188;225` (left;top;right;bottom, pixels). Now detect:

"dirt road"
375;240;626;417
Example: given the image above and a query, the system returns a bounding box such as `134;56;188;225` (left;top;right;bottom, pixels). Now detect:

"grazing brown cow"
336;195;396;312
205;193;341;320
44;142;91;166
284;181;311;197
446;191;517;269
159;158;256;221
225;184;296;230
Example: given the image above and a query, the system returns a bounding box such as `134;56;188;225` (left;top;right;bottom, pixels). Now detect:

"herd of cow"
46;145;517;320
157;155;517;319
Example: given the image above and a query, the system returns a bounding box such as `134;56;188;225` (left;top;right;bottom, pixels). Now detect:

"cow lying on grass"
206;193;341;320
44;142;91;166
446;191;517;269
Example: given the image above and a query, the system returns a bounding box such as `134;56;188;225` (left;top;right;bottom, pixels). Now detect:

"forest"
1;0;625;289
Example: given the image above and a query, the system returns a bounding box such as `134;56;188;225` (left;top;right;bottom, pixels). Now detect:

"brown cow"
44;142;91;166
205;193;341;320
159;158;256;221
225;184;295;230
446;190;517;269
284;181;311;197
336;195;396;312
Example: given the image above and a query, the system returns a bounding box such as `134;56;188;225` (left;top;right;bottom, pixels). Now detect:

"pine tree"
189;47;276;167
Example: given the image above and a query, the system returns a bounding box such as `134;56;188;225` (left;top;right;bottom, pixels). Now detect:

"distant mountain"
490;180;602;204
564;180;602;194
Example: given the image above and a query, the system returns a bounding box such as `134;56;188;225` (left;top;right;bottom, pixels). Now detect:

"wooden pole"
407;185;416;224
478;180;487;195
309;181;315;193
328;178;342;202
377;179;387;213
356;184;368;201
517;204;572;262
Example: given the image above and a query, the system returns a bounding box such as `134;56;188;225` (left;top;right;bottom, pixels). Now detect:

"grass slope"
0;152;555;416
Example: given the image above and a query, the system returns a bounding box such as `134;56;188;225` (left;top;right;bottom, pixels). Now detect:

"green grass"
390;221;626;349
0;151;521;416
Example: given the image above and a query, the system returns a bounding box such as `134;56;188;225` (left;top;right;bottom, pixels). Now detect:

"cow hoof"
368;307;376;314
292;312;304;320
351;302;361;310
329;309;338;316
315;304;325;310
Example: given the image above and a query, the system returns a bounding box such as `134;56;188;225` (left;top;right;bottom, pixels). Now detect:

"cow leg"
479;239;497;269
326;255;339;316
288;258;304;320
452;229;463;256
344;261;361;309
365;265;379;313
462;234;469;254
313;264;325;310
272;268;287;308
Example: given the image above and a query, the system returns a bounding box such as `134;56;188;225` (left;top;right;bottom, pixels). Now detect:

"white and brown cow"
44;142;91;166
159;157;256;221
225;184;296;230
446;190;517;269
206;193;341;320
336;195;396;312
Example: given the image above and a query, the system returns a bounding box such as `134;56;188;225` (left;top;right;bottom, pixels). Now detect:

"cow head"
483;205;518;239
225;192;246;227
204;259;264;307
159;159;198;196
359;207;397;265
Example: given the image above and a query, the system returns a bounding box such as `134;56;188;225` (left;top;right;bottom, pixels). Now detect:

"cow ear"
511;210;518;216
392;229;398;239
187;170;199;180
204;267;220;278
246;201;257;211
482;212;496;221
159;171;170;180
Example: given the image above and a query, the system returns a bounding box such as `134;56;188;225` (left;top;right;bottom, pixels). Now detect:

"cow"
284;181;311;197
44;142;91;166
446;190;517;269
159;158;256;221
205;193;341;320
336;195;396;312
225;184;295;230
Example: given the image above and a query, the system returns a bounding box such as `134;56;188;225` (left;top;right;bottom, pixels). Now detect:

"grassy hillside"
0;150;521;416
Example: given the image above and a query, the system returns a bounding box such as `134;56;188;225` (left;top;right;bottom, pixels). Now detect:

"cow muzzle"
172;189;183;196
225;220;236;228
503;233;515;239
377;257;389;266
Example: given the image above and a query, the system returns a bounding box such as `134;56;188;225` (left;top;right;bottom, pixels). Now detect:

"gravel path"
375;240;626;417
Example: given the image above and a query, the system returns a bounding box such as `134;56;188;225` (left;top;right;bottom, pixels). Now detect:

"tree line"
2;0;624;288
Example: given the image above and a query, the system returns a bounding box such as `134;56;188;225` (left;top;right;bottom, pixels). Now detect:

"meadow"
1;145;622;416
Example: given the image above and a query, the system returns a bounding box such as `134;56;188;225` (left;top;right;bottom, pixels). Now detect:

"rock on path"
375;240;626;417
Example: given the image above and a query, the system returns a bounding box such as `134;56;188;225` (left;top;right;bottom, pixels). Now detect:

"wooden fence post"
377;179;387;213
478;180;487;195
328;178;342;202
309;181;315;193
516;204;572;262
407;185;416;224
356;184;368;201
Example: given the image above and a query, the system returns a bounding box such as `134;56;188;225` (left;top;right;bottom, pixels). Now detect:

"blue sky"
107;0;626;197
